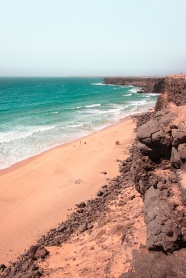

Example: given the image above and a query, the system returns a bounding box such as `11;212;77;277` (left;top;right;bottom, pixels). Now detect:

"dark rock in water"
136;90;144;94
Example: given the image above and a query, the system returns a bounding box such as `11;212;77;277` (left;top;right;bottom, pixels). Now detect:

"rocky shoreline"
1;74;186;278
104;77;165;93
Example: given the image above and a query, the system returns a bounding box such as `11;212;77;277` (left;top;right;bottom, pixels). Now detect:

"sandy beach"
0;117;135;264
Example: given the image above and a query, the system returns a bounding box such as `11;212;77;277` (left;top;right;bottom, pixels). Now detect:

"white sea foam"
68;106;82;110
84;108;121;115
122;93;132;97
151;93;160;96
0;125;56;144
91;82;105;86
129;106;138;111
130;100;147;106
84;104;101;108
69;124;83;128
46;111;59;114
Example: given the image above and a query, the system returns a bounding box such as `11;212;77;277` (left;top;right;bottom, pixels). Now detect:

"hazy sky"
0;0;186;76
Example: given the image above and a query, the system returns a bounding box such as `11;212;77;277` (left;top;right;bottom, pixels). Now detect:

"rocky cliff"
1;75;186;278
155;74;186;110
104;77;165;93
122;74;186;277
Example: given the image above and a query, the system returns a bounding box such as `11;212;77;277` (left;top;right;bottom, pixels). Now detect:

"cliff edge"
155;74;186;110
1;74;186;278
104;77;165;93
122;74;186;277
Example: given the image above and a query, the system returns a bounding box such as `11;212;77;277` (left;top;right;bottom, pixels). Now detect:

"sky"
0;0;186;77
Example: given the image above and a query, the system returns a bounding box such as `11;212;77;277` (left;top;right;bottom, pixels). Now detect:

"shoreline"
2;74;186;277
0;115;131;176
0;114;136;264
0;107;154;175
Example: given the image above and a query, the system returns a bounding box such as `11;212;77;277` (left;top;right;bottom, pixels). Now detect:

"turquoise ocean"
0;77;159;170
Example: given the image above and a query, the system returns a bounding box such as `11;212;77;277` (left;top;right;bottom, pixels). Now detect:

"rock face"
144;180;186;252
130;76;186;258
137;106;186;166
104;77;165;93
1;74;186;278
137;109;177;160
119;247;186;278
155;74;186;110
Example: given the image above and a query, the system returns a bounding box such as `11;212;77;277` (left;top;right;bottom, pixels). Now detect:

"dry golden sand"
40;185;146;278
0;117;135;265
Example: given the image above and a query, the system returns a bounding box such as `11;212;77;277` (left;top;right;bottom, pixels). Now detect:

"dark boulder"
119;248;186;278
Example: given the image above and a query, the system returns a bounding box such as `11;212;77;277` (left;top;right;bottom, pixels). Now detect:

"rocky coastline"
104;77;165;93
1;74;186;278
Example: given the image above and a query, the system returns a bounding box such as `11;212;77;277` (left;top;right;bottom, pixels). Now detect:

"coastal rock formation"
104;77;165;93
131;75;186;258
155;74;186;110
144;174;186;252
1;74;186;277
137;109;176;159
119;247;186;278
137;106;186;165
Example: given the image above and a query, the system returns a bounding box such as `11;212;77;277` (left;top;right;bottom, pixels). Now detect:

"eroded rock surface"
104;77;164;93
137;106;186;165
1;74;186;278
155;74;186;110
119;247;186;278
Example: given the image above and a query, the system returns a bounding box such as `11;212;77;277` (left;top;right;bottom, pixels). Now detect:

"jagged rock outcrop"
137;109;177;160
131;102;186;254
119;247;186;278
137;106;186;167
130;151;186;253
144;174;186;252
155;74;186;110
104;77;165;93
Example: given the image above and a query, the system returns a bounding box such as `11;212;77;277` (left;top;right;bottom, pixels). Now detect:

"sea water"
0;77;159;170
